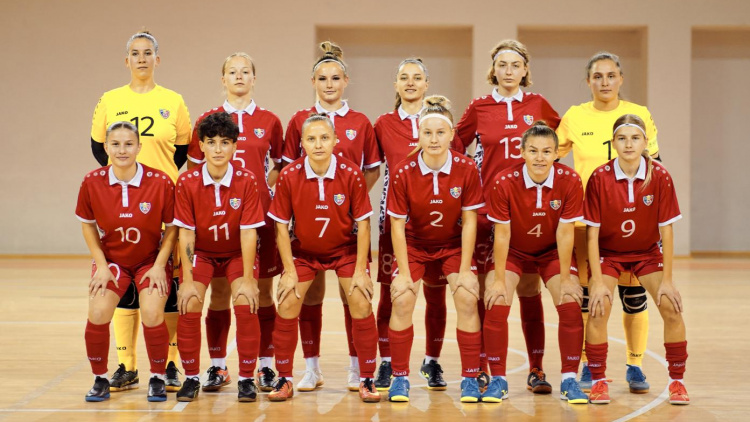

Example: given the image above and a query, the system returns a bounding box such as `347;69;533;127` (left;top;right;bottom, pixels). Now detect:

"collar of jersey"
202;162;234;187
523;164;554;189
613;157;646;181
304;155;337;180
492;88;524;104
418;150;452;176
315;101;349;117
398;105;423;120
108;162;144;187
223;99;256;116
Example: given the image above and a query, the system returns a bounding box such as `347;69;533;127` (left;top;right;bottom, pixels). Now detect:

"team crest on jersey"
643;195;654;206
139;202;151;214
550;200;562;210
159;109;170;119
230;198;241;209
450;187;462;198
345;129;357;140
333;194;346;205
523;115;534;126
254;128;265;138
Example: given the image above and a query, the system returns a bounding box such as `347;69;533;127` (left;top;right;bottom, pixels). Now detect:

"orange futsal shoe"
359;378;381;403
668;381;690;405
268;378;294;402
589;379;612;404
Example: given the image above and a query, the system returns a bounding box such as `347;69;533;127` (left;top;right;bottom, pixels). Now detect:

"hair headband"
418;113;453;128
312;58;346;75
613;123;646;137
493;49;525;63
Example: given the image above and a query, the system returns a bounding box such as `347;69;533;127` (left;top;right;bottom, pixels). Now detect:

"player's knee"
516;279;541;297
657;300;682;325
452;290;478;317
303;281;325;305
186;296;203;313
618;285;648;314
346;297;372;319
391;295;415;319
88;305;111;325
232;294;250;307
139;306;163;327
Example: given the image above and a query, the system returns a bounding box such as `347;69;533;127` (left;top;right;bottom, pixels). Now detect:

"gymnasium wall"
1;0;748;255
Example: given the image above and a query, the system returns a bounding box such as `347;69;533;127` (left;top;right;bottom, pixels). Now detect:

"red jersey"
282;102;381;170
188;101;283;209
387;151;484;249
453;89;560;212
487;162;583;256
373;107;421;234
583;158;682;258
268;155;373;258
75;163;175;267
174;163;266;258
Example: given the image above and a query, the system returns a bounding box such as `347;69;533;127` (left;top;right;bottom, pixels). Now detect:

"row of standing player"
83;31;688;405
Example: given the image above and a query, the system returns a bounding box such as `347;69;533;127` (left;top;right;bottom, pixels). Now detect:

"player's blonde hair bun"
423;95;451;111
319;41;344;59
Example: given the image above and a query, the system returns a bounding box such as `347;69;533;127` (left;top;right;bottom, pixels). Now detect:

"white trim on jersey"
581;219;600;227
363;159;383;169
398;106;422;139
187;155;205;164
560;216;583;224
354;210;374;222
659;214;683;227
522;165;554;209
240;221;266;229
613;157;646;203
202;163;234;207
491;88;524;121
386;210;407;219
487;215;510;224
223;100;257;133
462;203;485;211
108;163;144;208
304;155;337;201
76;215;96;224
418;151;452;195
173;219;195;230
267;212;290;225
315;101;350;127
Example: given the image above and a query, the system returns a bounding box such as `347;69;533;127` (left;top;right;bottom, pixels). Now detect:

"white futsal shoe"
347;366;360;391
297;369;324;391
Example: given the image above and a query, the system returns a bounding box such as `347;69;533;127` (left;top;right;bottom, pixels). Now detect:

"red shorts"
392;245;477;285
92;259;173;298
495;248;579;283
598;254;663;279
378;231;441;285
187;254;257;285
256;219;281;279
293;253;368;282
474;213;494;274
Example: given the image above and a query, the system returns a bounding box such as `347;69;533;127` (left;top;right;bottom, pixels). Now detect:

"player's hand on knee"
276;272;300;304
90;266;117;298
453;270;480;301
656;280;683;313
559;276;583;306
233;276;260;313
141;264;167;298
588;279;612;318
390;274;415;301
484;277;507;310
177;280;202;315
350;268;374;302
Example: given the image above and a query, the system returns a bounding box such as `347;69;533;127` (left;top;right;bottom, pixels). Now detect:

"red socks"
85;320;110;375
477;299;488;372
376;286;392;358
665;341;688;380
299;303;322;358
457;329;482;377
177;312;202;376
344;304;357;357
273;314;298;378
142;322;169;375
556;302;583;374
483;305;510;376
519;294;545;370
389;325;414;377
423;285;447;358
351;313;378;378
205;308;231;359
258;305;276;358
585;342;608;380
234;305;260;378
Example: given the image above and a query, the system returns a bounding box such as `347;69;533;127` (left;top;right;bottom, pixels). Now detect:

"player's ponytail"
612;114;652;190
394;58;429;110
407;95;454;157
312;41;348;76
521;120;558;151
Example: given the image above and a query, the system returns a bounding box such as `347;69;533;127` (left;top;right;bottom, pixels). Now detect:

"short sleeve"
657;168;681;226
75;178;96;223
540;97;561;130
188;114;206;164
452;101;478;155
556;109;574;158
644;108;660;156
174;97;192;146
362;122;382;169
582;175;602;227
240;176;266;229
350;170;373;221
461;165;484;211
173;179;196;230
162;179;176;226
282;117;302;163
268;172;293;223
487;179;510;224
269;115;285;163
90;95;107;144
560;176;584;223
386;170;408;219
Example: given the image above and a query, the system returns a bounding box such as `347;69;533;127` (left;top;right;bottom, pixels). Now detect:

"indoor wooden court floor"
0;257;747;421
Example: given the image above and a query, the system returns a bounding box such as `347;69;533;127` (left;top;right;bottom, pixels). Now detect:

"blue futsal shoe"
579;363;592;392
388;376;410;402
626;364;650;393
560;378;588;404
481;377;509;403
460;377;482;403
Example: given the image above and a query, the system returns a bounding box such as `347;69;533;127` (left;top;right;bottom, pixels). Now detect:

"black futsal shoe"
85;376;111;402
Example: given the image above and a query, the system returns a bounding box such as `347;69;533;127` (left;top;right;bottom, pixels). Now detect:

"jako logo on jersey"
316;205;328;210
643;195;654;206
505;124;518;129
139;202;151;214
450;187;462;198
334;194;345;205
581;131;593;136
254;128;265;138
430;199;443;204
550;200;561;210
213;211;226;216
230;198;241;209
533;211;546;217
523;115;534;126
116;110;128;116
119;213;133;218
624;207;635;212
159;109;170;119
345;129;356;140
